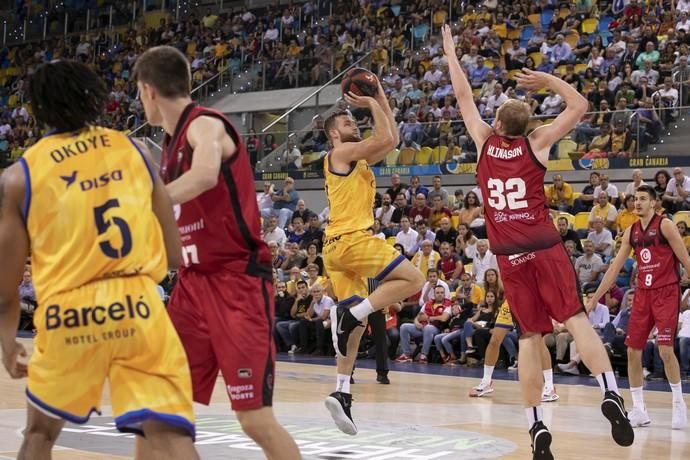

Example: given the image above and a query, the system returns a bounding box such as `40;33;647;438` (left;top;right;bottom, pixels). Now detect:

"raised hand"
514;68;552;92
344;91;377;109
442;24;456;58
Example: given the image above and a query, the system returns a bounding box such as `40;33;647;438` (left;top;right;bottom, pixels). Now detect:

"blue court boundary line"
276;353;690;393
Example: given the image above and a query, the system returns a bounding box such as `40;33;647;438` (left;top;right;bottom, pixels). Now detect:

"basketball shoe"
541;386;560;403
330;305;362;358
325;391;357;435
529;421;553;460
672;399;687;430
601;391;634;446
628;407;651;427
469;381;494;397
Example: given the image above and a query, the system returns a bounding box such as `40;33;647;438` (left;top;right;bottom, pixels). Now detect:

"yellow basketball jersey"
20;127;167;303
324;153;375;237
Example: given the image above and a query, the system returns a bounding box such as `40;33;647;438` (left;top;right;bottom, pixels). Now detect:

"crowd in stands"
268;0;690;170
261;170;690;380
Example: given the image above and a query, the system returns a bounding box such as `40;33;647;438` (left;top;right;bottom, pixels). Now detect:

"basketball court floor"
0;338;688;459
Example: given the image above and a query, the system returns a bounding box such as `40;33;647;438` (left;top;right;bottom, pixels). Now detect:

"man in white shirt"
306;284;335;355
375;193;396;234
257;182;275;211
423;64;443;85
574;240;606;287
540;90;563;116
593;173;619;204
483;83;508;117
677;11;690;32
624;169;647;197
263;215;287;248
418;268;451;306
663;167;690;212
587;217;614;258
473;239;498;285
396;216;419;258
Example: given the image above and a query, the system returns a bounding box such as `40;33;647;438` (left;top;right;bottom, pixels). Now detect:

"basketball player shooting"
442;25;634;459
589;185;688;430
322;74;425;435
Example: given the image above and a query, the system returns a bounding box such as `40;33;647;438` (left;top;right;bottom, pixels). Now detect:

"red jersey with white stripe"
161;103;271;278
629;214;679;289
477;134;561;255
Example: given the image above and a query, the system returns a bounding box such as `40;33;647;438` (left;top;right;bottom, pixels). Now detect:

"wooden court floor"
0;339;688;459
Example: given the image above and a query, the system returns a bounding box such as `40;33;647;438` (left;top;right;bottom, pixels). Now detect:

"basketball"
341;67;379;98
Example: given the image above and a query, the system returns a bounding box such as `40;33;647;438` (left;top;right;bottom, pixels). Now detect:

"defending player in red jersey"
590;185;689;431
133;46;300;459
442;25;633;459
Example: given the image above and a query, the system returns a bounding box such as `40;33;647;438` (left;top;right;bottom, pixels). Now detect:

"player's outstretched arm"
166;116;232;204
133;139;182;269
587;227;633;312
332;92;396;165
521;69;588;163
660;217;690;274
0;165;29;379
442;25;492;150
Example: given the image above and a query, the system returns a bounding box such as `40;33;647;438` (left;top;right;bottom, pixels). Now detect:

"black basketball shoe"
324;391;357;435
601;390;635;447
529;420;553;460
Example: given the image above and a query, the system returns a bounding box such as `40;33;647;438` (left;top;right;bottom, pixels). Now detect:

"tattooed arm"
0;164;30;378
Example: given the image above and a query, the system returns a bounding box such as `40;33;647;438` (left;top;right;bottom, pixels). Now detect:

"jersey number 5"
487;178;528;211
94;199;132;259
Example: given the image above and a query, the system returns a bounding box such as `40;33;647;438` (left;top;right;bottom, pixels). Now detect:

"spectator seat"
581;18;599;34
398;147;416;165
416;146;433;164
574;212;590;231
673;211;690;226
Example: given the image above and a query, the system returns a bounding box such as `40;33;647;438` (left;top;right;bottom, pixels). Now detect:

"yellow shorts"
323;230;405;302
495;301;514;329
27;275;195;438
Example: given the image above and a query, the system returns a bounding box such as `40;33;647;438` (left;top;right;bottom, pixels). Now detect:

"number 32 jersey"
477;134;561;255
20;127;167;303
629;214;679;289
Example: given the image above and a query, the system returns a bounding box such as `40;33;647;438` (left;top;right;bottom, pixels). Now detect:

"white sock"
336;373;351;394
630;386;645;410
670;382;684;404
595;371;619;395
543;369;554;391
482;365;494;386
526;406;543;428
350;298;375;321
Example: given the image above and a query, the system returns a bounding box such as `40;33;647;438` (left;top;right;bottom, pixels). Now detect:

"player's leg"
540;245;632;446
495;255;555;460
204;274;300;456
624;290;654;428
17;404;64;460
540;338;559;402
653;285;686;429
518;333;553;460
469;326;507;397
235;408;301;460
135;420;200;460
327;233;425;357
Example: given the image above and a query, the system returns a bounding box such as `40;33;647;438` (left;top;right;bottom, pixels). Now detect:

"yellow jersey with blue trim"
323;153;375;238
19;126;167;303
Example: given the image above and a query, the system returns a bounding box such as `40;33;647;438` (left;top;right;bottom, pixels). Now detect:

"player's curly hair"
29;60;108;132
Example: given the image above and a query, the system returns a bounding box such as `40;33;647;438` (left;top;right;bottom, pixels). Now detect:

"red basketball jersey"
476;134;561;255
161;103;271;278
629;214;679;289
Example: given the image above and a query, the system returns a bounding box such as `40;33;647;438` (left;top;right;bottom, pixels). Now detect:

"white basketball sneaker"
628;407;651;427
541;386;560;403
672;400;688;430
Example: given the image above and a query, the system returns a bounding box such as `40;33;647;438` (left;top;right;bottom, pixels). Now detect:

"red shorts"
625;284;680;350
496;244;584;335
167;269;275;411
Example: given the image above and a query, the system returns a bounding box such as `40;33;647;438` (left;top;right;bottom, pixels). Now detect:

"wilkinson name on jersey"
486;144;524;160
